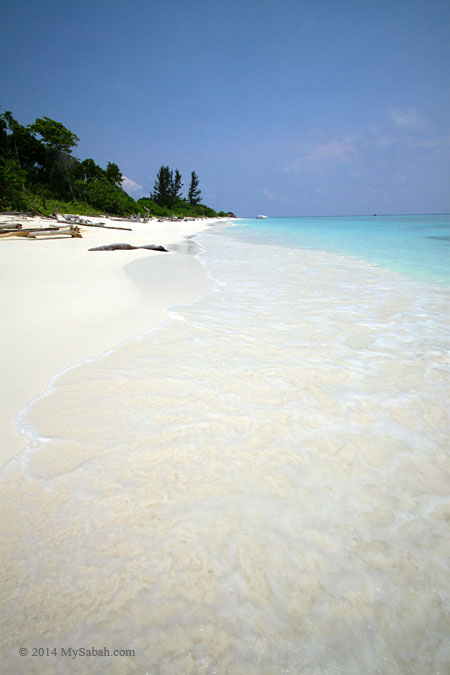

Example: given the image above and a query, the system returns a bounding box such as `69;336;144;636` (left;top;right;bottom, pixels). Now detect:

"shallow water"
1;221;449;674
232;214;450;286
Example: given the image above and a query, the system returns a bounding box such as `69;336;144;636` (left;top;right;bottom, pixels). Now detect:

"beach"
0;214;217;464
0;215;449;674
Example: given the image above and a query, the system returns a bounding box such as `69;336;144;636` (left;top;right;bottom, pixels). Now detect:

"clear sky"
1;0;449;216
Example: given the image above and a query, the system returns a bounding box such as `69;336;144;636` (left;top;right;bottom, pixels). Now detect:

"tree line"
0;108;234;218
151;166;201;208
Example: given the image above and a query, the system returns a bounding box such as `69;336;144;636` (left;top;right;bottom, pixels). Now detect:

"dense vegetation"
0;109;234;218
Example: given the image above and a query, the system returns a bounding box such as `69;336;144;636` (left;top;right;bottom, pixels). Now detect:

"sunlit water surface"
1;216;449;674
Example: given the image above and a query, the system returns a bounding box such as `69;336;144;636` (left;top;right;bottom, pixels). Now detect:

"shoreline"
0;214;223;466
1;216;449;673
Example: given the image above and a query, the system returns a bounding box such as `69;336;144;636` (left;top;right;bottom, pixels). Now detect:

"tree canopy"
0;107;234;218
28;117;79;154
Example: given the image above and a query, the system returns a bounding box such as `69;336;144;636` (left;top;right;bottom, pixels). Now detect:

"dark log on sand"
88;243;168;252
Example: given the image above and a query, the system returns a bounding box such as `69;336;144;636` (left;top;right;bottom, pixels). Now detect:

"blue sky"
1;0;449;216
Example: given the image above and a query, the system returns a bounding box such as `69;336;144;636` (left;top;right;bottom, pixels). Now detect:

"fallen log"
0;226;82;239
29;226;82;238
58;215;132;231
0;223;23;230
0;226;58;236
0;231;27;239
79;222;132;231
88;243;168;252
60;215;80;223
1;225;58;234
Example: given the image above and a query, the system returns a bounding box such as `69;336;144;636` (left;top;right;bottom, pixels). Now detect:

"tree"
170;168;183;202
1;111;44;182
151;165;172;207
0;157;27;208
105;161;123;187
28;117;79;154
28;117;80;199
0;106;231;217
188;171;201;205
79;158;104;180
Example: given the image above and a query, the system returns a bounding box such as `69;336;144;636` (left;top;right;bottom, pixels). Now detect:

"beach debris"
0;222;23;230
0;225;82;239
80;222;132;231
59;215;132;231
109;212;156;223
88;243;168;252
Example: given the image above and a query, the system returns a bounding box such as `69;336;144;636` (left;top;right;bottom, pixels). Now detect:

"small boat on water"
256;214;268;219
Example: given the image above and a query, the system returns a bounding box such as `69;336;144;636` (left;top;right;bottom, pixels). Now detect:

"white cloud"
283;139;358;173
121;176;143;194
389;107;426;130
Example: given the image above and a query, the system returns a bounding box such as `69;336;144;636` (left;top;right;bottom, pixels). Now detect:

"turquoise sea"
232;214;450;286
2;214;449;675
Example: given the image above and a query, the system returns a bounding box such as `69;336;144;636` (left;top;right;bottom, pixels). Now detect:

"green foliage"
79;158;103;180
0;107;233;217
151;167;187;209
28;116;79;154
188;171;201;205
137;197;225;219
0;157;27;209
85;178;135;215
170;169;183;202
0;109;135;215
27;196;104;217
151;165;173;207
105;161;123;187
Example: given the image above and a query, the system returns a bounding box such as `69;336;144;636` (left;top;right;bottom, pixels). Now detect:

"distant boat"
256;214;268;219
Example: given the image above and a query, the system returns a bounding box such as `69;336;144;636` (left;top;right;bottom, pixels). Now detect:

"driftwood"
29;226;82;238
79;222;132;231
0;223;23;230
88;243;168;252
0;231;27;239
0;225;82;239
59;215;132;231
0;225;58;234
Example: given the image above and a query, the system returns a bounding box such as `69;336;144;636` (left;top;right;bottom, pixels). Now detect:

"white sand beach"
0;214;219;465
